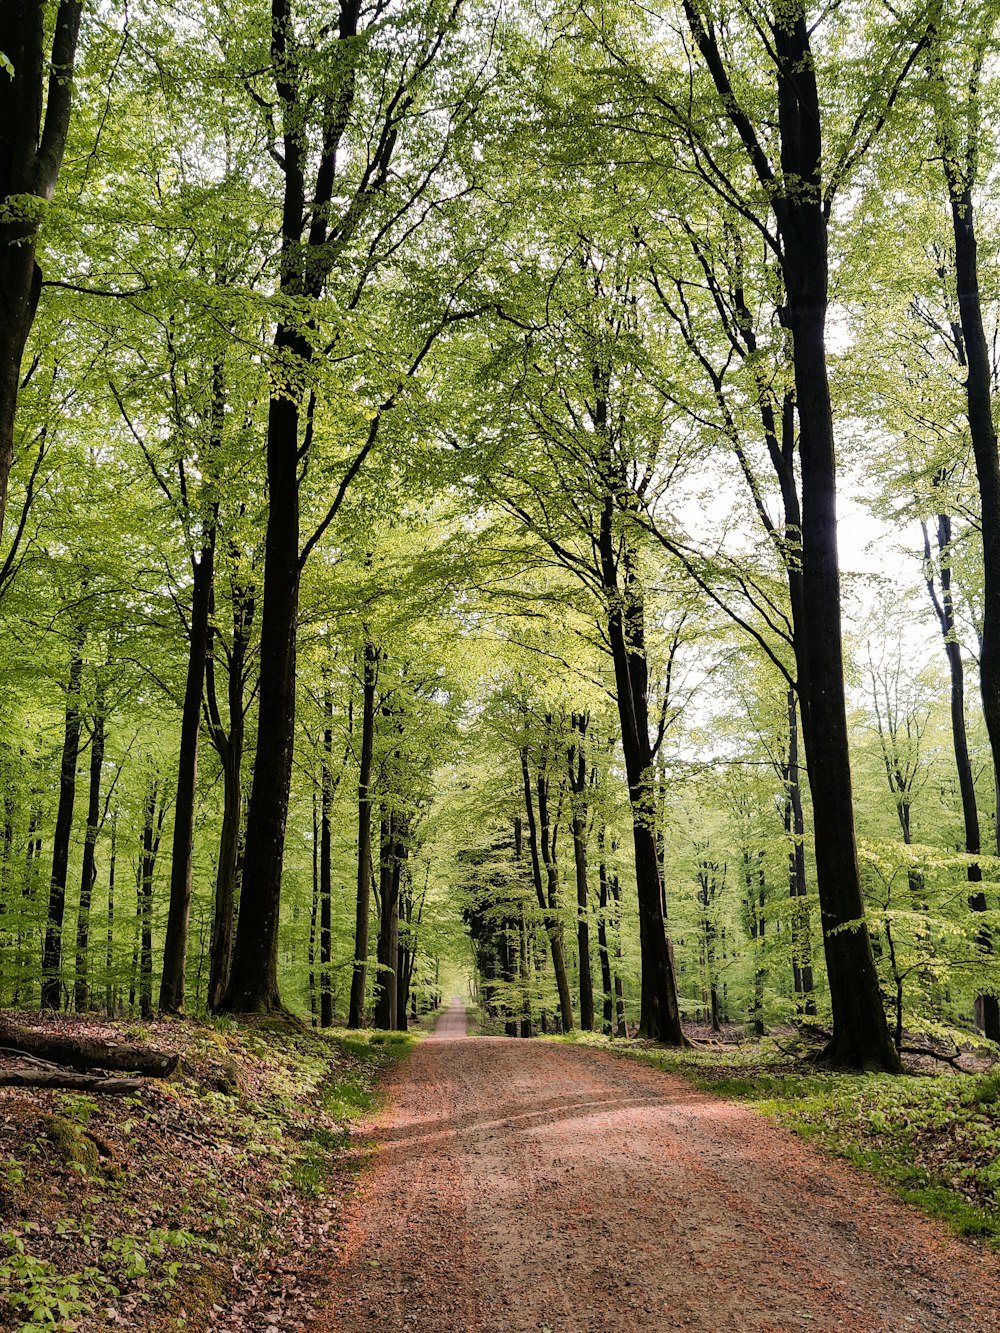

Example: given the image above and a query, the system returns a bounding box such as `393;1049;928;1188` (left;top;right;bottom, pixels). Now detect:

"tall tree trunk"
217;0;374;1014
568;714;594;1031
374;809;401;1030
348;643;378;1028
783;690;815;1015
684;0;897;1072
775;13;895;1069
160;534;215;1013
320;689;334;1027
518;911;533;1037
40;622;85;1010
220;362;300;1013
921;513;997;1037
105;810;117;1017
397;862;425;1029
206;575;252;1013
926;11;1000;1037
597;851;614;1036
0;2;83;532
309;787;319;1024
597;484;684;1044
529;752;574;1032
744;847;766;1037
137;780;165;1022
610;873;627;1037
74;692;105;1012
12;807;39;1006
0;789;15;1001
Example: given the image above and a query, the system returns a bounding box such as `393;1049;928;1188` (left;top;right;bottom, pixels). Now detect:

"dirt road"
320;1003;1000;1331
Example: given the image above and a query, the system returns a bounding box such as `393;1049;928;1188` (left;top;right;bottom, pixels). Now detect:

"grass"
568;1030;1000;1246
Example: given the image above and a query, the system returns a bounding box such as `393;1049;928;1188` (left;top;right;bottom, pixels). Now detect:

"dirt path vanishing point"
319;1002;1000;1332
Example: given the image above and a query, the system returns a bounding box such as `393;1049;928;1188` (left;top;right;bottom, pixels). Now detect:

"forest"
2;0;1000;1084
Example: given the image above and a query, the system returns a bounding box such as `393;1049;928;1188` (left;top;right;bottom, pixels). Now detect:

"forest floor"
319;1001;1000;1333
3;1007;1000;1331
0;1011;412;1333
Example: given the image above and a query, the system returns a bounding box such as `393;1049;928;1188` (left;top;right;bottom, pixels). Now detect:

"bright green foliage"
0;0;997;1065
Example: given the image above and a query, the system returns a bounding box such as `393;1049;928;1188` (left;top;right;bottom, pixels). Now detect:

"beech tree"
614;0;927;1068
222;0;489;1013
0;1;83;539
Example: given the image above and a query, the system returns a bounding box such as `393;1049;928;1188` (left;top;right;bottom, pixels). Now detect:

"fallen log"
0;1020;178;1076
0;1069;145;1094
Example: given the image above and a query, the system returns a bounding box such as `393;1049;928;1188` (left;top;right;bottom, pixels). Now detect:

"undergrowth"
0;1019;412;1332
566;1029;1000;1247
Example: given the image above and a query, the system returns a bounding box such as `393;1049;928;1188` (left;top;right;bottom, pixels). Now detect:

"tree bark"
40;621;85;1010
783;690;815;1015
219;346;301;1014
320;689;335;1027
610;873;627;1037
0;1;83;532
74;692;105;1012
568;714;594;1031
0;1019;178;1075
206;573;252;1013
105;810;117;1017
597;852;614;1036
773;16;897;1071
597;485;684;1044
922;513;998;1038
160;535;215;1013
137;781;165;1022
521;745;574;1032
374;809;402;1030
682;2;898;1072
348;643;378;1027
925;10;1000;1038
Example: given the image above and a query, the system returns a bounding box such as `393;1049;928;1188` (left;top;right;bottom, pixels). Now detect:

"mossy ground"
0;1015;413;1332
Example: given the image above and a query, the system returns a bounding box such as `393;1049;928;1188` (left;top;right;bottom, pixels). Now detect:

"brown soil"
318;1001;1000;1333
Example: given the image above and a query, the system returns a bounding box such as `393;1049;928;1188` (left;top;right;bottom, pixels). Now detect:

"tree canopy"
2;0;1000;1072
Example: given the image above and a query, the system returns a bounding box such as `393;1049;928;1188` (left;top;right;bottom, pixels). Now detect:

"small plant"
966;1065;1000;1108
57;1094;100;1127
1;1227;119;1333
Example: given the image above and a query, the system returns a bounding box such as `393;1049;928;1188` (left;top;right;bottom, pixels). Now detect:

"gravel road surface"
320;1002;1000;1332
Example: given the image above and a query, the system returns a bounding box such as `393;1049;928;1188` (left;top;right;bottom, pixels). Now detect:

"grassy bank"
0;1016;412;1332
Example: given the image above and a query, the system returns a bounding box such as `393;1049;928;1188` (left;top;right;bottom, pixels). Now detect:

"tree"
634;0;923;1069
924;0;1000;1040
222;0;480;1012
0;1;83;536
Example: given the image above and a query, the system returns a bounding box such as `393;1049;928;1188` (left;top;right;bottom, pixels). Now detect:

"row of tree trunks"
520;747;574;1031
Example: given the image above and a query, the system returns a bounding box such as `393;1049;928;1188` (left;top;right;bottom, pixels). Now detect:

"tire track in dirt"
319;1005;1000;1332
